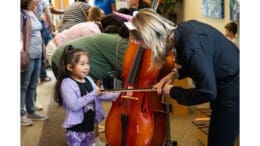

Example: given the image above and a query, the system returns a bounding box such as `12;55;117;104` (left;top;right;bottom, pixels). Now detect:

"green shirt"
52;33;128;81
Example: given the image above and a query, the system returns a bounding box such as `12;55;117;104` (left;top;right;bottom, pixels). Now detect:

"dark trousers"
208;99;239;146
51;61;58;79
40;64;47;79
40;19;52;79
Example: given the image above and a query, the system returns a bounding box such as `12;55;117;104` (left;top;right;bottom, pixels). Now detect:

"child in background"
225;21;238;46
87;6;105;22
53;45;119;146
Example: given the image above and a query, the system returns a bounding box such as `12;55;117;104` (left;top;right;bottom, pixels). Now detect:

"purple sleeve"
98;92;120;102
60;79;98;111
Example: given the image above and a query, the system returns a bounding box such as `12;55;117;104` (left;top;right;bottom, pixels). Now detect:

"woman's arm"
153;68;179;94
169;49;217;105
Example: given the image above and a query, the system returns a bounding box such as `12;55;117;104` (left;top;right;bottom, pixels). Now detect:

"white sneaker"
27;112;49;121
93;137;106;146
21;115;33;126
35;102;43;111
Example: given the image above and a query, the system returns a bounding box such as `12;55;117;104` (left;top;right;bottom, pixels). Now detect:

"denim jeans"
40;62;47;79
21;58;41;116
40;19;52;79
40;19;52;45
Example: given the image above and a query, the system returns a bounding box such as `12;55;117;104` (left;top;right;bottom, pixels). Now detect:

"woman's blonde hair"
87;7;104;22
131;8;176;67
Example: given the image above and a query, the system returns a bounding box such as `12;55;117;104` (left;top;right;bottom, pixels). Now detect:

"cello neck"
127;45;144;85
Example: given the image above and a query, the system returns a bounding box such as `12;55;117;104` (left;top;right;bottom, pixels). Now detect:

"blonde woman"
129;8;239;146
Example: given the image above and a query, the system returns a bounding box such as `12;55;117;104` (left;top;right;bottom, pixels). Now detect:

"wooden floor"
21;69;204;146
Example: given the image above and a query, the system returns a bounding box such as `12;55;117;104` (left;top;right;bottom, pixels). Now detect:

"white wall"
182;0;234;34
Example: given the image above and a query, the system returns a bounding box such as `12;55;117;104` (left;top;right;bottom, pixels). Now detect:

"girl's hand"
96;87;103;96
96;79;103;88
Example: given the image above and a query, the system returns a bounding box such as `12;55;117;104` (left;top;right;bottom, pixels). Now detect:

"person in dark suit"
128;8;239;146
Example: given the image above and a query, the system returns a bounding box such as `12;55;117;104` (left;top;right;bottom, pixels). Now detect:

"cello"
105;41;176;146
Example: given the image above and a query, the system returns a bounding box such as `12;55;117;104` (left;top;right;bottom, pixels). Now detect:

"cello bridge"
121;95;138;100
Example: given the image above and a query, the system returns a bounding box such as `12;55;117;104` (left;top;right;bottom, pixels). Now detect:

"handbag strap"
21;10;27;52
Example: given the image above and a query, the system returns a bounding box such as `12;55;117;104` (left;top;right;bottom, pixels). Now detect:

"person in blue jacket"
128;8;239;146
95;0;115;15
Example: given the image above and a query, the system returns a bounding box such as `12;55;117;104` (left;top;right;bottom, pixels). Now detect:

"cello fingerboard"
127;45;144;85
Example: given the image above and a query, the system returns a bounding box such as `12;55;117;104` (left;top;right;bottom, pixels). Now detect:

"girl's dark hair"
21;0;31;9
101;14;129;38
53;45;88;107
117;8;134;15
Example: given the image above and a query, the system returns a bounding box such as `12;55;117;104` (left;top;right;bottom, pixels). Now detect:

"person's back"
174;20;239;92
46;22;101;65
52;33;128;81
55;7;104;44
58;1;91;32
46;6;104;64
55;22;101;46
55;7;104;46
129;9;239;146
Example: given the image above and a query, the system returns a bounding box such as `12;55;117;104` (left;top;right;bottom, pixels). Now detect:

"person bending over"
52;14;130;89
128;8;239;146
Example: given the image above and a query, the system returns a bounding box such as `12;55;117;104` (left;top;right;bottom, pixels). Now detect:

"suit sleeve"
170;49;217;105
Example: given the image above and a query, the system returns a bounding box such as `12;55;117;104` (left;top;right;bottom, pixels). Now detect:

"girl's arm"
60;80;98;111
98;92;120;102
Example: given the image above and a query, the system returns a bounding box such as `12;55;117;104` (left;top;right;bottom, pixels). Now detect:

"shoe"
27;112;49;121
98;125;105;133
21;115;33;126
93;137;102;146
40;76;51;82
35;103;43;111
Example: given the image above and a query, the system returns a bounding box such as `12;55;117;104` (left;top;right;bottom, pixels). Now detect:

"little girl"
53;45;119;146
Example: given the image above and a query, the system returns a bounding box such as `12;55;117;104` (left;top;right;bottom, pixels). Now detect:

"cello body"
105;42;174;146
